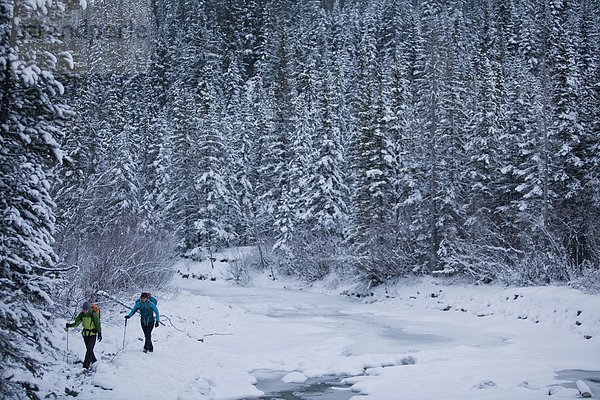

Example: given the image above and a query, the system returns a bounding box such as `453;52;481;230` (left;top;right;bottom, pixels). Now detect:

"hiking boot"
143;349;148;353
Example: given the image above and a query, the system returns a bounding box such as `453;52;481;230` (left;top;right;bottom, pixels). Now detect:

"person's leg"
141;322;148;350
83;335;97;368
90;335;97;365
142;322;152;351
147;322;154;351
82;335;91;368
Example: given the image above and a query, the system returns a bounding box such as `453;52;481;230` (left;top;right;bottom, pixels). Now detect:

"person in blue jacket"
125;292;160;352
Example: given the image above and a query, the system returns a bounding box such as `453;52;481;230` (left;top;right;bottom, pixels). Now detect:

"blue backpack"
139;292;157;305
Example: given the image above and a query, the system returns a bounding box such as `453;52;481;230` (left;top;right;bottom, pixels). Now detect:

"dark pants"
83;335;97;368
142;320;154;351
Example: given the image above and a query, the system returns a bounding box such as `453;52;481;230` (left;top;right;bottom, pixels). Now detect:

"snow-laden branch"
33;263;79;273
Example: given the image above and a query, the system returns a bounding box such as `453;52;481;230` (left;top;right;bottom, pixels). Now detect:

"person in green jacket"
66;301;102;369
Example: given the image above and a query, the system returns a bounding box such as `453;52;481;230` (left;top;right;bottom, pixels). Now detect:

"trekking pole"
122;318;127;351
65;327;69;364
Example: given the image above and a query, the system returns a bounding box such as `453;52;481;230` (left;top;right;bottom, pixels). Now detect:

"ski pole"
122;318;127;350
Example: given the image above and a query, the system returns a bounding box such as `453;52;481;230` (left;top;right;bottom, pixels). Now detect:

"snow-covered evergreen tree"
548;0;590;268
347;9;395;284
194;60;236;253
268;24;301;268
0;0;71;397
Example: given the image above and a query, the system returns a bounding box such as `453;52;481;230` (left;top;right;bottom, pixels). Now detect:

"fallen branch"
159;314;203;342
34;263;79;273
96;290;131;310
159;314;185;333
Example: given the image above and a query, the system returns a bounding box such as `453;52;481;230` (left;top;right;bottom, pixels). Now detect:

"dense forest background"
53;0;600;290
1;1;599;397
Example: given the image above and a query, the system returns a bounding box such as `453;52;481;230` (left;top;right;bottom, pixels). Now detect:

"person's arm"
67;312;83;328
127;302;140;318
93;311;101;334
151;303;159;323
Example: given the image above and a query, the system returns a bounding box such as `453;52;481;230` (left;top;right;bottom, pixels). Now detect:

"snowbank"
372;278;600;342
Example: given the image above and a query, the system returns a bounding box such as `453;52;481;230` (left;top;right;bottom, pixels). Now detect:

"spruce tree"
0;1;70;397
548;0;590;268
347;10;394;284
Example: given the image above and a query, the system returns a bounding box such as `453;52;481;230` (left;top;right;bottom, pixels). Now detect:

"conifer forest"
1;0;599;397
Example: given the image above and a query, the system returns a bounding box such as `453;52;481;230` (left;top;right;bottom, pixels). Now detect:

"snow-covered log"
576;380;592;398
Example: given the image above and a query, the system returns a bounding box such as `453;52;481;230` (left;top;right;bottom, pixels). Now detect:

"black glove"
97;333;102;342
65;323;71;329
154;321;159;328
124;315;130;320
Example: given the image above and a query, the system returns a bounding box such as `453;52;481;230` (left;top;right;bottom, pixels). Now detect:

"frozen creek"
182;280;599;400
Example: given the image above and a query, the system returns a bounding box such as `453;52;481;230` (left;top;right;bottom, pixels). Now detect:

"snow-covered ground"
44;248;600;399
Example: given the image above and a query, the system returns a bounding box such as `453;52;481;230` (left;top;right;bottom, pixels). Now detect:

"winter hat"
82;301;91;311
